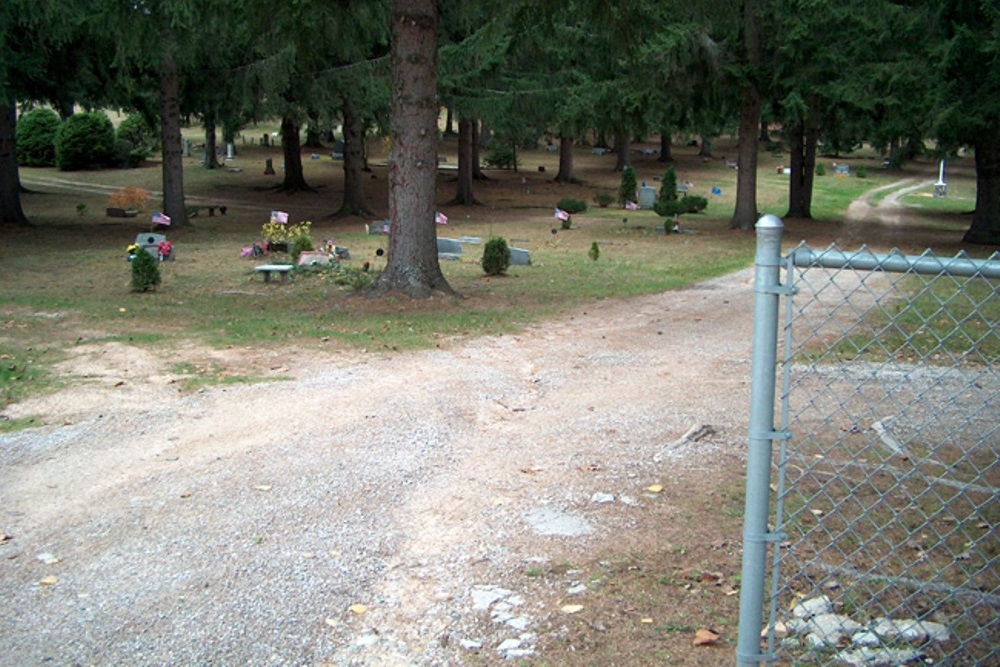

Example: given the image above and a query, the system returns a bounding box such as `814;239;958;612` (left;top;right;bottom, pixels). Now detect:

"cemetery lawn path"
0;267;756;665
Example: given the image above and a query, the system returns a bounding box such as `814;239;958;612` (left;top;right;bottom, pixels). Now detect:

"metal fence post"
736;214;785;666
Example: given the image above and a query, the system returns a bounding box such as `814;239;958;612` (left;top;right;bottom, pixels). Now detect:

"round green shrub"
117;113;159;152
856;165;868;178
593;192;615;208
55;112;115;170
130;248;161;292
482;236;511;275
16;108;61;167
682;194;708;213
290;232;315;260
814;162;827;176
556;198;587;214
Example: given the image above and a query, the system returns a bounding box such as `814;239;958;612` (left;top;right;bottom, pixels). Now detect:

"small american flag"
270;210;289;224
151;211;171;226
554;208;570;222
435;211;448;225
625;200;639;211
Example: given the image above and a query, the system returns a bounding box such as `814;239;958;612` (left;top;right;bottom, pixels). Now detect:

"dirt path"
0;265;756;664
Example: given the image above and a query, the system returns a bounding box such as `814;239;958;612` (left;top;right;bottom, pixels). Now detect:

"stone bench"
255;264;293;283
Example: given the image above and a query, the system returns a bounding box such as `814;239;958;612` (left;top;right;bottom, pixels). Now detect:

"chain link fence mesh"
765;245;999;666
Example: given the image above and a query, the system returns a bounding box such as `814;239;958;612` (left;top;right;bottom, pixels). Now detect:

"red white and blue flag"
435;211;448;225
151;211;171;226
270;210;289;224
554;208;570;221
625;200;639;211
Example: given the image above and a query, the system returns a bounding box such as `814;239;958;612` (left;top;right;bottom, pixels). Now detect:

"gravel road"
0;268;756;665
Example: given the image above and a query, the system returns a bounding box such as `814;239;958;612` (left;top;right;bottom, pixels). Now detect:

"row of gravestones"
364;223;531;266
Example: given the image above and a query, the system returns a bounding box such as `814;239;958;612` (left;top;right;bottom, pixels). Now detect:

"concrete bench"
255;264;293;283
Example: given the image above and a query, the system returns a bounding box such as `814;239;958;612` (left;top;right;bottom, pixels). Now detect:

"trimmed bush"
55;112;115;170
130;248;161;292
593;192;615;208
290;232;315;260
681;194;708;213
654;194;708;218
659;167;678;202
16;108;61;167
618;165;637;205
115;114;158;168
556;198;587;214
814;162;826;176
482;236;511;275
483;145;518;169
856;165;868;178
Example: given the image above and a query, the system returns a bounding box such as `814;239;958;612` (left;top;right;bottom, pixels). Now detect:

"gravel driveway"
0;268;756;665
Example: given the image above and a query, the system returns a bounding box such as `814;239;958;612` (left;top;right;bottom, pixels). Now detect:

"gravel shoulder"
0;269;756;665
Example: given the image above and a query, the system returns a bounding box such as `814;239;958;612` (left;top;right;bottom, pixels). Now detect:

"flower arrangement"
260;220;312;246
108;186;150;212
157;240;172;260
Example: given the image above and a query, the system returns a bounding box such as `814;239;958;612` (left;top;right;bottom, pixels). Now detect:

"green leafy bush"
654;194;708;218
856;165;868;178
588;241;600;261
55;112;115;170
483;146;518;169
681;195;708;213
593;192;615;208
815;163;827;176
482;236;511;275
556;198;587;214
130;248;161;292
16;108;60;167
618;166;637;205
290;232;315;260
117;113;159;152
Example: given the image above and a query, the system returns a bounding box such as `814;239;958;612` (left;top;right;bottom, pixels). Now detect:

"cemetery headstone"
638;185;657;208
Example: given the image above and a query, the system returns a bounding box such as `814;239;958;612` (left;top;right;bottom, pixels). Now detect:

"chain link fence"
736;217;998;666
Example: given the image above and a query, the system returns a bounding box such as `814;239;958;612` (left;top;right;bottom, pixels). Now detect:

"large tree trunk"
658;130;672;163
729;84;760;230
369;0;453;298
472;120;486;180
278;115;315;193
160;52;188;228
0;101;29;226
451;117;476;204
613;131;630;172
964;131;1000;244
553;136;577;183
730;0;761;231
698;135;714;157
204;112;221;169
786;120;819;219
335;98;373;217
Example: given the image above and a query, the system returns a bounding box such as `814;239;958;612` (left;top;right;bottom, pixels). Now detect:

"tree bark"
613;131;630;172
730;0;761;232
553;136;577;183
160;52;188;228
0;101;29;226
278;115;315;193
204;112;221;169
335;98;373;217
472;120;486;180
729;84;760;230
658;130;672;163
698;135;713;157
964;130;1000;244
369;0;453;298
786;120;819;220
451;116;476;204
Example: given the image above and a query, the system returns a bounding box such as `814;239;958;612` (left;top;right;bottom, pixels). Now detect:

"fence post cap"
756;214;783;230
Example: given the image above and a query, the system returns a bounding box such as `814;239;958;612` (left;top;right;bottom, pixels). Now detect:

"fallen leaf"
349;604;368;615
699;572;723;585
693;628;720;646
180;492;192;499
561;604;584;614
640;618;654;624
119;308;126;313
325;618;338;627
36;553;60;565
646;484;663;493
253;485;272;491
39;575;59;586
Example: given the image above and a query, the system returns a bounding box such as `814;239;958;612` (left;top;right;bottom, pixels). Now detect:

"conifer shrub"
556;198;587;214
130;248;161;292
290;232;315;260
659;167;678;202
483;146;518;169
482;236;511;275
588;241;600;261
815;163;827;176
618;166;637;205
55;112;115;170
856;165;868;178
15;108;60;167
